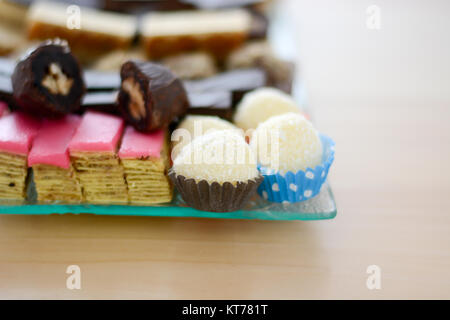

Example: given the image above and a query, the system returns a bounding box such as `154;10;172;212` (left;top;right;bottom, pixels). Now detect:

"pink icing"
0;112;41;156
119;126;164;159
0;101;8;118
69;111;124;153
28;115;81;169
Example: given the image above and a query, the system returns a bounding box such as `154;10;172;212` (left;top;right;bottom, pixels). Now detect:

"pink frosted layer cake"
0;102;8;118
29;115;83;203
0;112;41;156
119;126;172;205
69;111;124;153
69;111;128;204
119;126;164;159
0;112;41;200
29;115;81;169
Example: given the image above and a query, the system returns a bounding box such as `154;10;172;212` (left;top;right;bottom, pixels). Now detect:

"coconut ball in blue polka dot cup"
250;112;335;203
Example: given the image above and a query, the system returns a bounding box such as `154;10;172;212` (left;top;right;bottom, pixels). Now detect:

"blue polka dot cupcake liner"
257;134;335;203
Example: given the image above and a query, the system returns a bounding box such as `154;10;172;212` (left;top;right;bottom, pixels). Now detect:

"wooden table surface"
1;0;449;299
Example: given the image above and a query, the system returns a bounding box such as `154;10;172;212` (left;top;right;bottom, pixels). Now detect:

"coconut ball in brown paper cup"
169;130;263;212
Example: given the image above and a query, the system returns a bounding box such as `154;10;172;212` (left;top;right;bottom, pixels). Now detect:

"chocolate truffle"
11;40;86;118
233;87;302;131
117;60;189;132
171;115;239;160
250;112;323;173
173;130;258;185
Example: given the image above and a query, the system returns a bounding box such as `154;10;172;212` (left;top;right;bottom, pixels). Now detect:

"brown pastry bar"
82;89;233;121
0;22;25;56
140;9;252;60
0;0;27;27
160;52;218;80
103;0;266;12
226;41;295;93
91;49;147;72
26;1;137;62
183;68;267;105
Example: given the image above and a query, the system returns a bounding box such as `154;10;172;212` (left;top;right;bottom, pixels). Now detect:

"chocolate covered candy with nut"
11;40;86;118
118;61;189;132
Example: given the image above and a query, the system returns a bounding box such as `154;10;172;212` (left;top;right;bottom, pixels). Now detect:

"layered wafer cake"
28;115;82;203
27;1;137;61
119;127;172;205
0;112;41;201
141;9;251;60
68;111;128;204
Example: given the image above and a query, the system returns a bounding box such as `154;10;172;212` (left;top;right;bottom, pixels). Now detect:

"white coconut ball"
250;112;323;174
171;115;239;160
233;87;302;131
173;130;259;185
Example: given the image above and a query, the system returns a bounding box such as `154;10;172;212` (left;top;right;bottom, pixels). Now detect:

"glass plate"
0;183;336;221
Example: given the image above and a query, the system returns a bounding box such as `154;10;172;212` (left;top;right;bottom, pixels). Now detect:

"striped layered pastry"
0;112;40;201
119;126;172;205
68;111;128;204
28;115;82;203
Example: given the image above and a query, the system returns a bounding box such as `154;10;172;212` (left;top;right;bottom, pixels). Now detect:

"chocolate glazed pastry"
11;40;85;118
118;60;189;132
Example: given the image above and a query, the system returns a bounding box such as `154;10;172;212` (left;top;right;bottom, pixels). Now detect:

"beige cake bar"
141;9;251;60
0;0;27;27
71;151;128;204
27;1;137;61
0;152;28;200
0;22;25;56
161;52;218;80
121;147;172;205
32;164;82;203
0;0;26;56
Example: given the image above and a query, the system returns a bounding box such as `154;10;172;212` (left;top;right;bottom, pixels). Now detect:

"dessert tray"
0;2;337;221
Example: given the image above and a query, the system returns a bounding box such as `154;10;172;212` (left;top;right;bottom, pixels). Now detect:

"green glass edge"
0;185;337;221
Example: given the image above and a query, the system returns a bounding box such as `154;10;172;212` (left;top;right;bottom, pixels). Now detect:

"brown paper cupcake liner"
169;171;263;213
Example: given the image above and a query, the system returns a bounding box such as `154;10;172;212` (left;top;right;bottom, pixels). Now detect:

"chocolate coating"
183;68;267;107
81;90;120;115
187;91;233;121
11;41;86;118
84;69;121;91
118;61;189;132
103;0;262;12
0;75;13;105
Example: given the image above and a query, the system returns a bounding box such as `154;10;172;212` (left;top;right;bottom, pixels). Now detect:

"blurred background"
0;0;449;299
